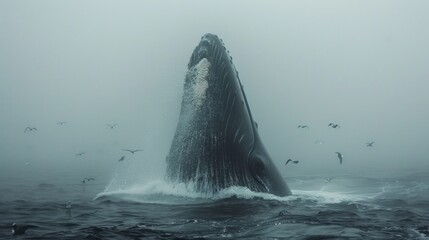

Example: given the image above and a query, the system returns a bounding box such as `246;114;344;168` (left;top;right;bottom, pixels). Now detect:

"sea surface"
1;171;429;239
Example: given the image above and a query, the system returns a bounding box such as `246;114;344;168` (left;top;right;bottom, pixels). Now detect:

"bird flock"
24;121;374;171
23;122;144;184
15;121;374;236
285;123;375;167
15;122;147;236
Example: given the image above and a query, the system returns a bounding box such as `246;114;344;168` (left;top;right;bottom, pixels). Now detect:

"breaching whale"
165;33;291;197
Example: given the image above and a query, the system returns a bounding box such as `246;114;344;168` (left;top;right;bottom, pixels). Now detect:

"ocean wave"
95;180;376;206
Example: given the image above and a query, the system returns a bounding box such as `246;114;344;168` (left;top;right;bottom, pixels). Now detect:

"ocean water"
1;171;429;239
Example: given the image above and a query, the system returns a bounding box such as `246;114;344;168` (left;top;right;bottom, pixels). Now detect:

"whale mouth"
190;47;210;68
188;34;222;69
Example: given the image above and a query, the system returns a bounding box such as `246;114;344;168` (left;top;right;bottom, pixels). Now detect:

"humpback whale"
165;33;291;197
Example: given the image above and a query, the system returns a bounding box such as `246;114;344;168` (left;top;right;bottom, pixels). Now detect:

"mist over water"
1;1;429;239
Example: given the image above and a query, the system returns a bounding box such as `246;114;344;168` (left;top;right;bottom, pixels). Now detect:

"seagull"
285;159;299;165
328;123;340;129
11;223;36;235
118;156;126;162
65;201;72;209
24;127;37;133
75;152;86;157
315;140;324;145
106;123;118;129
297;125;309;129
81;177;94;184
366;141;375;147
335;152;343;165
56;122;67;126
122;149;143;154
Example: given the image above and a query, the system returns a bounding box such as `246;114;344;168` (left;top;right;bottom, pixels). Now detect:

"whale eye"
255;159;265;172
251;156;265;175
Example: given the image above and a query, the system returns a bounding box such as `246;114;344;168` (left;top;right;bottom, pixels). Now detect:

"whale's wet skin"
166;34;291;196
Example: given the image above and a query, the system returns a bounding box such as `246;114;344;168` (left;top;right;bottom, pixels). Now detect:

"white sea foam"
96;179;375;205
291;190;373;204
97;180;193;203
96;179;286;202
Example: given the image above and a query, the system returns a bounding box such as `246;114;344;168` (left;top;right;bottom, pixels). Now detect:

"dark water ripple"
1;175;429;239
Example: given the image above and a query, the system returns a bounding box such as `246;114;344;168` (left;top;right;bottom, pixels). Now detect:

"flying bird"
297;125;309;129
366;141;375;147
56;122;67;126
75;152;86;157
328;123;340;129
315;140;324;145
335;152;343;165
106;123;118;129
118;156;126;162
24;127;37;133
81;177;94;184
326;177;334;182
11;223;36;235
122;149;143;154
285;159;299;165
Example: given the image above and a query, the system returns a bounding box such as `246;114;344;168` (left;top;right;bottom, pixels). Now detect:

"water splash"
292;190;373;204
96;179;376;206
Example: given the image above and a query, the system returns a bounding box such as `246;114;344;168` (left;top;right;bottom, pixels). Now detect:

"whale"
165;33;291;197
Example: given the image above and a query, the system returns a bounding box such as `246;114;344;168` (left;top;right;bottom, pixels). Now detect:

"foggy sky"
1;1;428;184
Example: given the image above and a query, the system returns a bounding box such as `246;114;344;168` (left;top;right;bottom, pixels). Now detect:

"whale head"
166;33;291;196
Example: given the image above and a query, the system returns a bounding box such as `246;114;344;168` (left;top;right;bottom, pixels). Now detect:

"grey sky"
1;1;428;183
